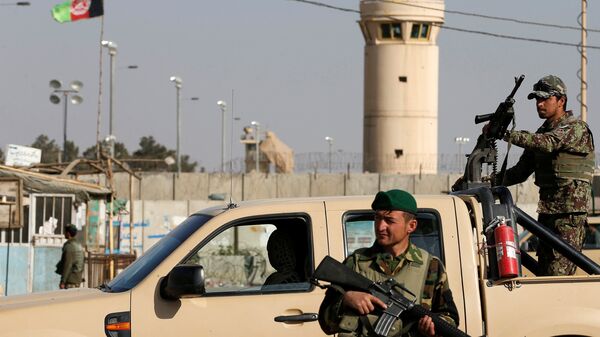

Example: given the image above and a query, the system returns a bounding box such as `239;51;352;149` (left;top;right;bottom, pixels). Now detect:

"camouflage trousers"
537;213;587;276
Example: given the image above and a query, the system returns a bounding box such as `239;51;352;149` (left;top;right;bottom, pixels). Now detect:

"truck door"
130;202;329;337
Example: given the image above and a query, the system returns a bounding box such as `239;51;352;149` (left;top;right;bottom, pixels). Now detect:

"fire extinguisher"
495;218;519;278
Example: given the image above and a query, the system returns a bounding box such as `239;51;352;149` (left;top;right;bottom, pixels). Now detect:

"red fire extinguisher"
495;219;519;278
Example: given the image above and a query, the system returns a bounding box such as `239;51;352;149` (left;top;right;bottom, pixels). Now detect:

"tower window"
380;23;402;40
410;23;431;40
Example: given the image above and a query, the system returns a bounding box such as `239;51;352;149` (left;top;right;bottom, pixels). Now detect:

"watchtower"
359;0;444;174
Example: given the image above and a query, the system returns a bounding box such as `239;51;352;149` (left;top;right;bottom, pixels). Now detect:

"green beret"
371;189;417;215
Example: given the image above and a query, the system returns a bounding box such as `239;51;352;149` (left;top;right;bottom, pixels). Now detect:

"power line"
440;24;600;50
288;0;600;50
375;0;600;33
288;0;358;13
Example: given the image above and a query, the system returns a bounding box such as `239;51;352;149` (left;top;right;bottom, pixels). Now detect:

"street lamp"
251;121;260;173
454;137;470;171
170;76;182;176
217;100;227;173
325;136;334;173
49;79;83;163
101;40;117;157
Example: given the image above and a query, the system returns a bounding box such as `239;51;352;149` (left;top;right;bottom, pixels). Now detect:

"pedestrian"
56;224;85;289
318;189;459;337
498;74;595;276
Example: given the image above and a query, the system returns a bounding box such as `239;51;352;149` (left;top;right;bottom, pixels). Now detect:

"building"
360;0;445;174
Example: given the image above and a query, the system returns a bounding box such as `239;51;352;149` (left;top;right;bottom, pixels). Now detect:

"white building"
360;0;444;174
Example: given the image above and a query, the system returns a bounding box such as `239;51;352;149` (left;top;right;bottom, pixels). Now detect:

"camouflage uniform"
502;109;594;275
318;242;459;337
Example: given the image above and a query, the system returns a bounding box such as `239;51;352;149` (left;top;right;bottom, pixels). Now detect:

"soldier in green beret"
499;75;595;276
318;189;459;337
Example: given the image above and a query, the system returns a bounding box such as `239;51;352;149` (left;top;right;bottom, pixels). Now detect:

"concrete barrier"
380;175;414;193
345;173;379;196
140;173;174;200
208;173;243;202
310;173;345;196
243;173;277;200
175;172;209;200
276;174;310;198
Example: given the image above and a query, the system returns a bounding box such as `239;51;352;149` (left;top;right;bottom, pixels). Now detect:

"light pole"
454;137;470;171
251;121;260;173
170;76;182;176
101;40;117;157
49;80;83;163
325;136;334;173
217;100;227;172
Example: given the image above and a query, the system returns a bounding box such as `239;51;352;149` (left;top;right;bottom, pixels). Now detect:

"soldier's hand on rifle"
417;315;438;337
482;122;491;134
342;290;387;315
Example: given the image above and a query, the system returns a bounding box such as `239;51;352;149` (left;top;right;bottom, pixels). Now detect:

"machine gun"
453;75;525;191
312;256;470;337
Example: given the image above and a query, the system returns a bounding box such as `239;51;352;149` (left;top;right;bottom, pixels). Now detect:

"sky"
0;0;598;172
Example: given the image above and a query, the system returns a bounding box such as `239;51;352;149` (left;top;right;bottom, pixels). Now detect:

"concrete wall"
109;171;542;202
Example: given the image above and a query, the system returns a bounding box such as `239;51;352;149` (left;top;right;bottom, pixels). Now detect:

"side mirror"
160;264;206;300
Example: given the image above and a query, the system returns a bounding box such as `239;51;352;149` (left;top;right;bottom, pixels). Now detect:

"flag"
52;0;103;23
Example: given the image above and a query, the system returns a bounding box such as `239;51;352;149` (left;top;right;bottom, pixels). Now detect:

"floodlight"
49;79;62;89
70;95;83;105
217;100;227;109
49;94;61;104
70;80;83;91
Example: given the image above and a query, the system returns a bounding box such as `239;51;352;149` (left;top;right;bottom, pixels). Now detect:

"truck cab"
1;188;600;337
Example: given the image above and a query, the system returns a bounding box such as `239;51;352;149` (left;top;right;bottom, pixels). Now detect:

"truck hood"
0;287;103;310
0;288;130;337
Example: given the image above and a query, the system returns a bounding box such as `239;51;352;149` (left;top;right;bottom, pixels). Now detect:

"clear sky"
0;0;598;172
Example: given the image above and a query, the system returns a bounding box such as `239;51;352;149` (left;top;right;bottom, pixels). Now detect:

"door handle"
274;313;318;323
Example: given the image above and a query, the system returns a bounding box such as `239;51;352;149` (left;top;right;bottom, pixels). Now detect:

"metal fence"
86;252;137;288
218;151;529;174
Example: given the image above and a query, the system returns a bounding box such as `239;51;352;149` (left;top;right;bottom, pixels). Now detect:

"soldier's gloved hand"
451;177;464;192
342;290;387;315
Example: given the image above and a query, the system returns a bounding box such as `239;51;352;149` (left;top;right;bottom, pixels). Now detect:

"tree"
63;140;79;162
82;141;129;160
130;136;197;172
0;147;4;164
179;154;198;172
31;135;60;163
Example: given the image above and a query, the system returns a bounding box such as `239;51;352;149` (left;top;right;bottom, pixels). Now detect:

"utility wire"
288;0;600;50
375;0;600;33
440;24;600;50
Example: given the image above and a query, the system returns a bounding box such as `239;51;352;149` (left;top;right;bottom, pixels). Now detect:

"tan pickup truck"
1;186;599;337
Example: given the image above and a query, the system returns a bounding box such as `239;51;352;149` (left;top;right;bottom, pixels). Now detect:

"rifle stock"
313;256;470;337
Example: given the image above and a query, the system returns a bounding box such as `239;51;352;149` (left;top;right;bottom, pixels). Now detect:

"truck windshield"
105;214;213;292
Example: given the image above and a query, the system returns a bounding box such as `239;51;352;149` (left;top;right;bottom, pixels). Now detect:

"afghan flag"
52;0;103;23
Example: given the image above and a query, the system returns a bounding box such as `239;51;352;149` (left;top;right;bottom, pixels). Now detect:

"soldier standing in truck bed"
499;74;595;276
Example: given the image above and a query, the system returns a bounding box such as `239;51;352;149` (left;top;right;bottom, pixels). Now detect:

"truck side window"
182;215;312;294
343;211;444;263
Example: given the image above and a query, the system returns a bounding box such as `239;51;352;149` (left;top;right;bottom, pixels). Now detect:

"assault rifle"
312;256;470;337
454;75;525;191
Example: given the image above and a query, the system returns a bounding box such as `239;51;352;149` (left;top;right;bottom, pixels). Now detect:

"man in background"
56;224;85;289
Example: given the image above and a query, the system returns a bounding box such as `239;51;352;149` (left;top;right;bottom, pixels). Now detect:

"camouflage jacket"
503;111;594;214
318;242;458;337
